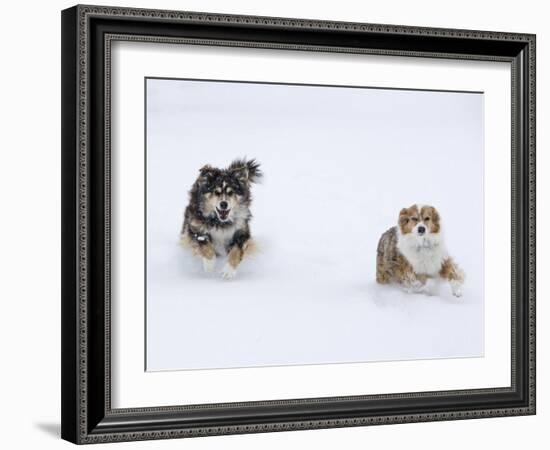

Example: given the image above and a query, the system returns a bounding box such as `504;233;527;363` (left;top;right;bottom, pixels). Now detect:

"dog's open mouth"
216;208;231;221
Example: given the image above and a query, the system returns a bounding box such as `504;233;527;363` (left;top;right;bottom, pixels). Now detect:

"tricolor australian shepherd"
180;159;262;279
376;204;464;297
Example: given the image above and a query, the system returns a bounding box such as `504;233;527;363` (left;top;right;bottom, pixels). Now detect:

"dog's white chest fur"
397;234;447;276
210;225;237;255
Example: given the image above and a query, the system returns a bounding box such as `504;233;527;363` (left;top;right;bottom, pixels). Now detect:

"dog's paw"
404;279;424;294
402;284;417;294
450;280;463;298
420;278;437;296
221;263;236;279
202;257;216;273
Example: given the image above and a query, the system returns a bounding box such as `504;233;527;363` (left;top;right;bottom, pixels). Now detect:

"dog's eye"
411;217;418;222
424;217;430;221
226;191;233;196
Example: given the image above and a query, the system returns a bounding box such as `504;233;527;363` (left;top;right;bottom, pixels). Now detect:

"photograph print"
145;77;483;372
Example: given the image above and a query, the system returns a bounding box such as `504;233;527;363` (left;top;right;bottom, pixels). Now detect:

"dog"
180;158;262;279
376;204;464;297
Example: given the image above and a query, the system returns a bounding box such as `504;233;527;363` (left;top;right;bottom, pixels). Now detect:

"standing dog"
376;204;464;297
180;159;262;279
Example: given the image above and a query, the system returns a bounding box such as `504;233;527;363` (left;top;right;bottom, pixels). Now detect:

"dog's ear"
228;158;262;184
199;164;213;174
199;165;216;180
231;166;249;184
197;165;219;189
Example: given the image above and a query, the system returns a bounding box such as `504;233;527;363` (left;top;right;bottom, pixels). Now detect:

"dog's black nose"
219;201;228;210
417;226;426;234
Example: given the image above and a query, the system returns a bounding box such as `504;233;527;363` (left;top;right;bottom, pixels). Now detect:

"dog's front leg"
402;273;429;294
395;261;429;294
201;250;216;272
439;258;465;297
221;245;243;279
191;234;216;272
221;230;252;279
194;243;216;272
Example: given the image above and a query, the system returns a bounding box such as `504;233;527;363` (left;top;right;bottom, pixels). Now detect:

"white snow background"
145;78;484;371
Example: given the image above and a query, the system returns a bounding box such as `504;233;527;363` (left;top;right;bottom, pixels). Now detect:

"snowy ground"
145;79;484;371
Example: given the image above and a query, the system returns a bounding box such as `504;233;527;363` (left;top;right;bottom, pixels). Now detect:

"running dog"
180;158;262;279
376;204;464;297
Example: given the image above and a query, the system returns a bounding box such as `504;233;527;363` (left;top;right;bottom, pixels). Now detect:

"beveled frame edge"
61;4;536;444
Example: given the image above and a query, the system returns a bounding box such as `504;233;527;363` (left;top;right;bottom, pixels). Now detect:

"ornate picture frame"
61;4;535;444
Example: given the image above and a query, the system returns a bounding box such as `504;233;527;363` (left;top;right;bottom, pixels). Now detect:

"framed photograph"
61;4;536;444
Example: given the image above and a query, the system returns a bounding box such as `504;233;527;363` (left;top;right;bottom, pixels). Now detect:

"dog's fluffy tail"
229;158;262;183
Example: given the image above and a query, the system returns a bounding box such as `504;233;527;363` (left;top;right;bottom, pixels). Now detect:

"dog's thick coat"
180;159;261;279
376;204;464;297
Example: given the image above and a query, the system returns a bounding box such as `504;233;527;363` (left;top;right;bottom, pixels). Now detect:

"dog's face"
197;165;250;223
398;204;441;237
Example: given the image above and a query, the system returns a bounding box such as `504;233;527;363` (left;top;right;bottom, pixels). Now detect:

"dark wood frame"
61;4;536;444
